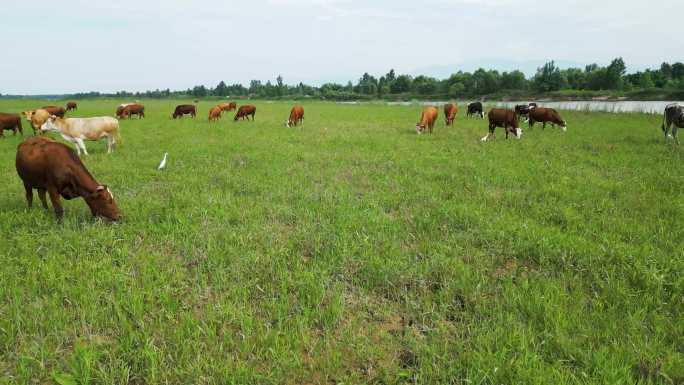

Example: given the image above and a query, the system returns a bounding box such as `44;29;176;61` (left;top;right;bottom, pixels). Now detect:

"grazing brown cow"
66;102;77;112
482;108;522;141
208;106;222;121
42;106;66;118
22;109;51;135
120;103;145;119
16;136;121;221
415;106;438;134
286;105;304;127
0;113;23;137
444;103;458;126
172;104;196;119
528;107;566;131
234;105;256;121
218;102;237;112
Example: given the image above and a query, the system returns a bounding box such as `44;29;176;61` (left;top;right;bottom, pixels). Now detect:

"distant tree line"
59;58;684;101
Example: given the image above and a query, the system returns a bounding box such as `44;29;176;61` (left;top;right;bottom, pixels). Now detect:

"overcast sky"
1;0;681;94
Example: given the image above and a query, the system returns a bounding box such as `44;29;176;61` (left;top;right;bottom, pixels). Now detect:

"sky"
1;0;681;94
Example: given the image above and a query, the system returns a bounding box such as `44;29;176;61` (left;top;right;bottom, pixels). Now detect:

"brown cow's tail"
17;118;23;135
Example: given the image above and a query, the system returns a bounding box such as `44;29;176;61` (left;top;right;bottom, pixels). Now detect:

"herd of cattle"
0;99;683;222
416;101;567;141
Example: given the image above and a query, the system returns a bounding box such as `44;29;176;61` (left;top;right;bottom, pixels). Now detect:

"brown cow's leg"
48;188;64;220
37;189;48;209
24;183;33;208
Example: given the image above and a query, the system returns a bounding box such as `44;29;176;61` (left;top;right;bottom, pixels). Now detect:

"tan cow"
416;106;438;134
40;116;120;155
21;109;51;135
208;106;222;122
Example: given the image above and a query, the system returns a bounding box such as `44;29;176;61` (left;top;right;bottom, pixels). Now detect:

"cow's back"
64;117;119;138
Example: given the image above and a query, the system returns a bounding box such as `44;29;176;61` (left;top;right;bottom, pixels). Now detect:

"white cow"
41;116;120;155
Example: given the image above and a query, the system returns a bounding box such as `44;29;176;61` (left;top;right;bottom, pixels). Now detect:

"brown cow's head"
85;185;121;221
509;125;522;139
415;123;424;134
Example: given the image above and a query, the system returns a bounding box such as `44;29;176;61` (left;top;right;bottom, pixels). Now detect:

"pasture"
0;99;682;384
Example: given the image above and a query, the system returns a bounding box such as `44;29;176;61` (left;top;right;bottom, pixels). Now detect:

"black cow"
467;102;484;118
662;103;684;144
514;104;530;120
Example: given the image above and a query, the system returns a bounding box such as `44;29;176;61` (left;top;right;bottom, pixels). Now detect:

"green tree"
671;62;684;79
533;61;566;92
214;81;228;96
276;75;284;96
411;75;439;95
660;62;673;79
638;72;655;89
448;82;466;98
605;57;626;89
500;70;526;90
390;75;412;93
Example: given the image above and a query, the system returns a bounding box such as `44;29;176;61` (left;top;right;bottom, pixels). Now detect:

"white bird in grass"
158;152;168;170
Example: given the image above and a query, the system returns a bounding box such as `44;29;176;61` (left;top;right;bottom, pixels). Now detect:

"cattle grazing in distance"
218;102;237;112
661;103;684;144
416;106;438;134
42;106;66;118
514;104;530;121
482;108;521;141
16;136;121;221
120;103;145;119
66;102;78;112
467;102;484;118
286;105;304;127
528;107;567;131
172;104;197;119
234;105;256;121
116;103;133;118
22;109;51;135
208;106;222;122
0;113;23;137
444;103;458;126
41;115;120;155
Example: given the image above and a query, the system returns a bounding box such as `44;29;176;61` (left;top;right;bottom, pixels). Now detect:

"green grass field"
0;99;682;384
